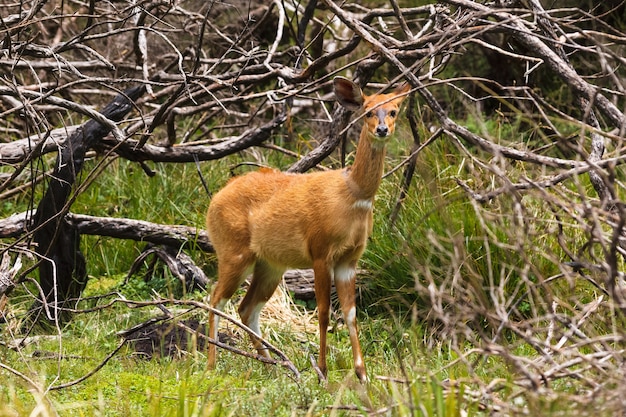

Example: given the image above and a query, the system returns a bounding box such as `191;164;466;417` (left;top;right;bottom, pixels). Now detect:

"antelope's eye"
366;111;373;118
389;110;397;118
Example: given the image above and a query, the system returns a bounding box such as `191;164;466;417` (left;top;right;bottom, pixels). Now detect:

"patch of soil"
126;319;239;359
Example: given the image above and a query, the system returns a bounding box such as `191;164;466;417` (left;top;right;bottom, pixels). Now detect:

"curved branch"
101;113;287;163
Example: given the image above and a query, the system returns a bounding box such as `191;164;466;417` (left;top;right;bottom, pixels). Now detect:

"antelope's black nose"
376;125;389;137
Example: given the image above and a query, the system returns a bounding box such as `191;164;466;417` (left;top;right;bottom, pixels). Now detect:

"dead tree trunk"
28;86;146;327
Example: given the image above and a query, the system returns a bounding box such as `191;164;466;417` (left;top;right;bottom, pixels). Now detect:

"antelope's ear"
334;77;364;111
391;81;411;106
395;81;411;96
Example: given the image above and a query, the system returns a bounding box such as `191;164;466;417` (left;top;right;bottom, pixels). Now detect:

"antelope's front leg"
334;262;367;383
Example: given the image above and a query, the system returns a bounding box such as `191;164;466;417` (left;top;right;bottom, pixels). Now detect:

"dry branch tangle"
444;0;625;130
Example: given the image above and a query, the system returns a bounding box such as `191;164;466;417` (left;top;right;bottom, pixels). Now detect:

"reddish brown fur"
206;77;409;382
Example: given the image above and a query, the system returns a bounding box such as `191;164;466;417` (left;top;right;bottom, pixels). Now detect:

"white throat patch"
352;199;373;211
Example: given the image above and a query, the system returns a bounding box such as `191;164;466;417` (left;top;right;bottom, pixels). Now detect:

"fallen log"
282;268;368;301
282;269;316;300
0;211;211;251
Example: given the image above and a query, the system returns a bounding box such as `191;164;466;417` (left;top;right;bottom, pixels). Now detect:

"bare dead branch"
100;113;287;163
0;211;211;251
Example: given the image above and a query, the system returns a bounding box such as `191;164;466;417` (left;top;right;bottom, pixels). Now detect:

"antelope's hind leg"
207;253;255;369
238;259;284;358
313;259;333;380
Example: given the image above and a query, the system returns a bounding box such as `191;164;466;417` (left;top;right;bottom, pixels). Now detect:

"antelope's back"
206;169;296;251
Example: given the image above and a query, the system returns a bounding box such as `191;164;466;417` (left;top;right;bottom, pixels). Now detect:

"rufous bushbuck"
206;76;410;382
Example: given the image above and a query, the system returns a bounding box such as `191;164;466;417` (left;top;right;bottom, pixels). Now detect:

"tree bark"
28;86;146;327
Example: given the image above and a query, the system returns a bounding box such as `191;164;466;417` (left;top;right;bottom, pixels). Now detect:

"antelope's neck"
346;129;386;201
